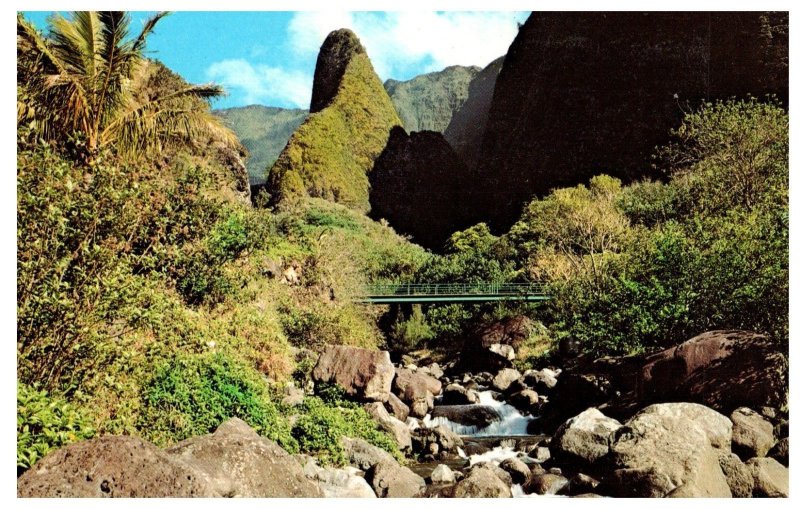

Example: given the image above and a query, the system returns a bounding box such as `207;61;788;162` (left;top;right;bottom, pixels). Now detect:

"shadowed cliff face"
444;56;504;171
369;126;473;250
474;11;788;231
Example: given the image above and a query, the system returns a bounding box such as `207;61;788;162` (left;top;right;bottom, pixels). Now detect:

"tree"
17;11;238;161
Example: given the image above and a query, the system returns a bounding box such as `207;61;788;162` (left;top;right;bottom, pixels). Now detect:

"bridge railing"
362;282;548;297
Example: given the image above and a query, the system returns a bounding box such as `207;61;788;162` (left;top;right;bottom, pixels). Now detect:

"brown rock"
768;438;788;467
498;457;531;485
165;418;324;497
385;392;410;421
312;345;396;402
430;405;501;429
18;436;214;498
731;407;776;460
718;452;754;498
363;402;412;451
637;330;788;415
747;457;788;497
367;462;425;498
525;473;569;495
452;465;512;498
552;407;622;465
393;367;441;417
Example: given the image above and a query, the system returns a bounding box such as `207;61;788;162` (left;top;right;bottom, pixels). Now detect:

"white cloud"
287;11;527;80
206;59;312;108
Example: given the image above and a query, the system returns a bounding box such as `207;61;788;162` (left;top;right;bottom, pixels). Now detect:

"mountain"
473;12;789;231
369;127;472;249
215;105;306;185
266;29;401;212
385;65;481;133
443;56;504;170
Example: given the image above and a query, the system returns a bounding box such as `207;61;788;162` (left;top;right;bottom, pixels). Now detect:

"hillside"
215;105;306;185
385;65;480;133
266;29;402;212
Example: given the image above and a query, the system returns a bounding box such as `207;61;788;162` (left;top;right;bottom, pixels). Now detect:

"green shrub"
390;305;434;353
17;383;95;475
139;352;296;450
291;394;401;466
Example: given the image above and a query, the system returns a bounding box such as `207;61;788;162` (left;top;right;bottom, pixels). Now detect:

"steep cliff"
369;127;473;249
215;105;307;185
385;65;481;133
267;29;401;211
443;56;504;170
475;12;788;230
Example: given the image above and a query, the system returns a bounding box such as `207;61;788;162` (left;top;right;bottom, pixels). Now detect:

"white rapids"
421;391;536;436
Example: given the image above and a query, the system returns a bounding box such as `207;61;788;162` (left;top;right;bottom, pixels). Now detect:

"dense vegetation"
17;10;787;482
17;12;423;474
266;31;401;212
410;98;788;359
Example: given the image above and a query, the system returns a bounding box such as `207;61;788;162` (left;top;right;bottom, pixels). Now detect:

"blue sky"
23;11;528;110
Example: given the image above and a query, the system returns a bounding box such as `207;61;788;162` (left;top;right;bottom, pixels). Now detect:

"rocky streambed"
18;329;789;498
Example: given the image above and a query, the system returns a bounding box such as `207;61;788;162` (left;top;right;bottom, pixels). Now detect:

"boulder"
718;452;754;498
552;408;622;465
523;369;558;393
531;446;551;463
731;407;776;460
637;330;788;414
385;393;410;421
441;383;480;405
498;457;532;485
461;316;535;370
301;458;375;498
412;425;463;453
17;435;216;497
491;368;521;392
525;473;569;495
363;402;412;451
393;367;442;417
768;438;788;467
341;437;396;472
451;465;512;497
165;418;323;497
430;405;501;429
747;457;788;497
312;345;396;402
508;389;539;415
567;473;601;496
281;385;305;407
608;403;732;497
366;461;425;498
430;464;456;484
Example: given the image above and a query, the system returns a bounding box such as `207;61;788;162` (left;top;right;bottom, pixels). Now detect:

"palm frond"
131;12;170;54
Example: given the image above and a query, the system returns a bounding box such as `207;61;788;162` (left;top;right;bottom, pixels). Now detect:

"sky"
23;11;529;110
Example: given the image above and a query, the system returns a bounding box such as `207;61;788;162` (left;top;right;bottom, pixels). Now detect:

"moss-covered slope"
266;29;401;212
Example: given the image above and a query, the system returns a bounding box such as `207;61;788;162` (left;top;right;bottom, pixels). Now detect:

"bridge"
356;282;550;304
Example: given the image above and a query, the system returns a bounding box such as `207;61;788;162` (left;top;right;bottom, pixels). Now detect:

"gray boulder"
393;367;442;417
341;437;396;472
442;383;480;405
525;473;569;495
492;368;521;392
523;368;559;392
451;465;512;497
166;418;324;497
312;345;396;401
747;457;788;498
552;407;622;465
363;402;412;451
731;407;776;460
609;403;732;497
367;461;425;498
301;457;375;498
508;389;539;414
718;452;754;498
499;457;531;485
430;464;456;484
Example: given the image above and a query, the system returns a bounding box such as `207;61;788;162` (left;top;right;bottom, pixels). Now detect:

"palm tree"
17;11;238;161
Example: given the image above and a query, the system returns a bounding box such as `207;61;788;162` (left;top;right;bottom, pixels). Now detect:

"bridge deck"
357;283;550;303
